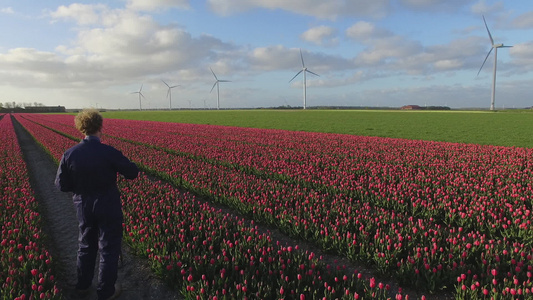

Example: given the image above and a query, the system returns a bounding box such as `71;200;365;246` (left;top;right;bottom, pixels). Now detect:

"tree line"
0;102;45;109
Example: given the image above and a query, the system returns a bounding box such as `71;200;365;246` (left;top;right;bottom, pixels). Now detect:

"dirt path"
13;116;182;300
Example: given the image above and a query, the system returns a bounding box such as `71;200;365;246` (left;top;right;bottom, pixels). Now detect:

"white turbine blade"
139;92;146;99
289;70;303;83
306;69;320;77
299;49;305;68
139;84;143;92
210;81;218;93
210;68;218;80
170;85;180;88
162;80;170;88
501;45;513;48
482;15;494;45
477;48;493;76
219;80;231;83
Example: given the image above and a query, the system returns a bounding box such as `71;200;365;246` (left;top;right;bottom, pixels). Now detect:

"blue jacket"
55;136;138;198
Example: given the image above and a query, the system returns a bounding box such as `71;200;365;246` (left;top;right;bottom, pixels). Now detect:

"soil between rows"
13;115;451;300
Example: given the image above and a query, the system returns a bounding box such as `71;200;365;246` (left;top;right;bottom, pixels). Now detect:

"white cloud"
470;0;505;15
1;7;14;14
433;59;463;70
512;12;533;29
59;14;233;78
0;48;67;86
0;48;59;66
400;0;475;12
249;45;295;71
346;21;391;40
206;0;476;19
0;5;236;90
300;26;338;46
346;21;423;68
510;42;533;60
248;46;353;74
346;20;487;77
394;37;487;75
50;3;109;25
509;42;533;74
125;0;190;11
207;0;389;19
356;36;423;66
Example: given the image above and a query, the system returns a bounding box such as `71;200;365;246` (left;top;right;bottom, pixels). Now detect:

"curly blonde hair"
75;109;103;135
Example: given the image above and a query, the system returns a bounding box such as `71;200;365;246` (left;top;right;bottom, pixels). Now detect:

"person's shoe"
104;283;122;300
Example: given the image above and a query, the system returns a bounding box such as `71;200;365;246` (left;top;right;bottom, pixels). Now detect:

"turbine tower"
477;15;513;111
131;84;145;111
289;49;319;110
210;68;231;110
162;80;180;110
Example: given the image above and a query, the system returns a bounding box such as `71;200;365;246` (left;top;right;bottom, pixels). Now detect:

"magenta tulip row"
13;115;405;299
0;115;60;300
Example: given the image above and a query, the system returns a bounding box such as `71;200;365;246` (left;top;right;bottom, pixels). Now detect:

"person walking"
55;109;139;300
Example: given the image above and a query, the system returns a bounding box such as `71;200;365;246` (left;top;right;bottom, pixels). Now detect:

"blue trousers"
74;190;123;300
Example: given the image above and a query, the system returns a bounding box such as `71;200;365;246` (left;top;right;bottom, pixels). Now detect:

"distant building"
24;106;66;113
400;105;422;110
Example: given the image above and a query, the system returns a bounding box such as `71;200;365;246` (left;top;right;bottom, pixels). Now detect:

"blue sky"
0;0;532;110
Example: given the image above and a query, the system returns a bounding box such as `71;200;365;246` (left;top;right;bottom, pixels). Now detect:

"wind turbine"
210;68;231;110
289;49;319;110
202;98;210;110
477;15;513;111
283;98;290;108
131;84;146;111
162;80;180;110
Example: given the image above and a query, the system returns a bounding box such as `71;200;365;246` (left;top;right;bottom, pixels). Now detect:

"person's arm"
55;155;74;192
111;149;139;180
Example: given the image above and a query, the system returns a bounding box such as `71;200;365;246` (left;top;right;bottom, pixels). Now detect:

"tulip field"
5;112;533;299
10;113;403;299
0;115;60;300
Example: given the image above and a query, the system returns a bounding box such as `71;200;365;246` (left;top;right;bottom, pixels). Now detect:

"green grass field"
100;109;533;148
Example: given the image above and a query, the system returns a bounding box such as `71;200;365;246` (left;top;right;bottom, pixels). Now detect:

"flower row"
0;115;60;300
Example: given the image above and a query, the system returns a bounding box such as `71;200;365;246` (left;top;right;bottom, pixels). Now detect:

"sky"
0;0;532;110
